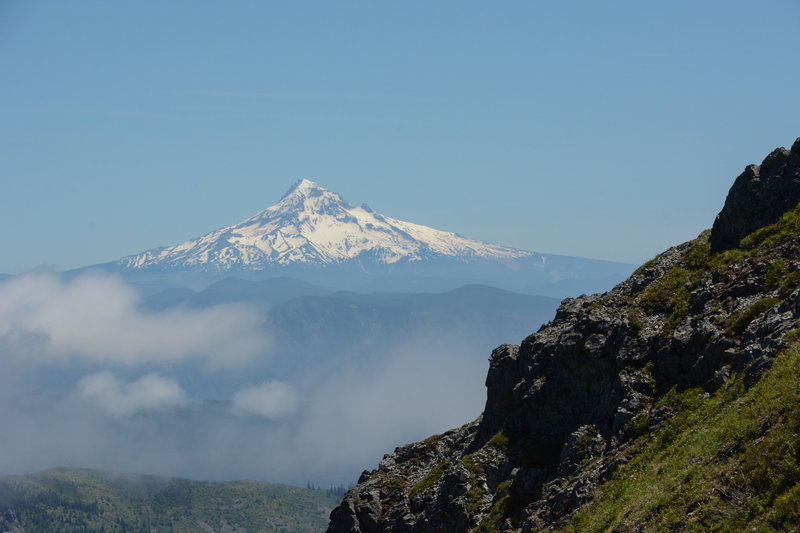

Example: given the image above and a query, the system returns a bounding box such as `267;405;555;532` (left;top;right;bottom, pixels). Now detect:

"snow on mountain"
120;179;532;272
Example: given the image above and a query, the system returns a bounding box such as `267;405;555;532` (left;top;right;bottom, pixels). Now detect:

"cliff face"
711;139;800;252
327;138;800;533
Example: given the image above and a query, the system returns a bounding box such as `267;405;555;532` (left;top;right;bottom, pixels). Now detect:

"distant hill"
143;276;335;311
144;281;562;387
0;468;343;533
267;283;561;356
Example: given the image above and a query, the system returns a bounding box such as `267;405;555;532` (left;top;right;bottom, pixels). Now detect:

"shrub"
765;259;788;288
485;430;511;451
779;270;800;295
726;297;782;335
461;454;484;517
637;266;703;334
409;462;448;498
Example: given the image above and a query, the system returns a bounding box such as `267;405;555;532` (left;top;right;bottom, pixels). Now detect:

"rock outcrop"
710;137;800;252
327;139;800;532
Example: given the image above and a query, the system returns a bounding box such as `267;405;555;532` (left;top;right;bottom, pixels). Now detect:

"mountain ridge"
326;137;800;532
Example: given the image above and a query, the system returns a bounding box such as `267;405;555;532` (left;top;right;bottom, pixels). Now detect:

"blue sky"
1;0;799;274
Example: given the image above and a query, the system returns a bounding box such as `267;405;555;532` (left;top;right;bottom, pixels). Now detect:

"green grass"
726;297;782;336
636;265;703;334
633;210;800;338
588;295;610;312
626;310;643;331
552;209;800;531
631;232;716;336
766;259;789;288
681;233;749;273
633;257;658;276
0;468;341;533
779;270;800;295
485;429;511;451
739;203;800;251
474;481;512;533
374;471;406;500
683;233;712;269
784;325;800;345
624;410;649;437
422;433;443;452
554;205;800;531
461;454;485;518
409;462;448;498
559;343;800;532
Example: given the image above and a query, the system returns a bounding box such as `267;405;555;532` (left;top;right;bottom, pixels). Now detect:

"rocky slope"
326;138;800;532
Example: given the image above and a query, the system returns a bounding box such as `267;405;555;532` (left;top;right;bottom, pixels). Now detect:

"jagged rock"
327;139;800;532
482;344;522;436
710;138;800;252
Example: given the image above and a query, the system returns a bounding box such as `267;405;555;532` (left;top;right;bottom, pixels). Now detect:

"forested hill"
0;468;345;533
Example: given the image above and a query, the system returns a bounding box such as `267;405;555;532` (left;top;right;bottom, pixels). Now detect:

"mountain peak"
281;178;327;199
119;180;531;272
710;137;800;252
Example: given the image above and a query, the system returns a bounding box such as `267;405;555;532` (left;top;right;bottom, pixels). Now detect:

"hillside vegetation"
557;205;800;532
0;468;343;533
562;338;800;531
326;140;800;532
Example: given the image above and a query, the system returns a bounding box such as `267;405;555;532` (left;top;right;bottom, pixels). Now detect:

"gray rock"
327;139;800;532
710;138;800;252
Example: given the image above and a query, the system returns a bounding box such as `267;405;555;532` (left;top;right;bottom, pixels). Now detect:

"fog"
76;372;188;417
233;380;300;420
0;272;271;368
0;273;492;486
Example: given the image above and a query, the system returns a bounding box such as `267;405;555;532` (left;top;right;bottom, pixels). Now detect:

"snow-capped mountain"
120;179;533;272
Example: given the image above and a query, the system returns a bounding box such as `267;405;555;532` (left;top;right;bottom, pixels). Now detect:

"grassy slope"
559;205;800;532
0;468;343;533
560;345;800;532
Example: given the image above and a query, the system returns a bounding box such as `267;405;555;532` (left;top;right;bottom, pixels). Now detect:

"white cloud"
0;272;271;367
0;331;491;486
0;275;497;486
77;371;187;417
233;381;300;420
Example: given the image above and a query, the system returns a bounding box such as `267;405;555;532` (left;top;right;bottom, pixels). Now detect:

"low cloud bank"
0;273;496;486
292;336;486;483
0;335;487;486
76;372;188;417
233;380;300;420
0;273;271;367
